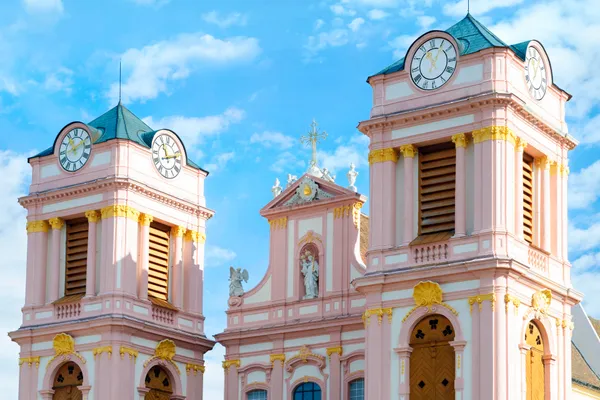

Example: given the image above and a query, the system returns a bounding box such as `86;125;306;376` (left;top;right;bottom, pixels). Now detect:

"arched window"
52;362;83;400
525;320;545;399
144;365;173;400
349;378;364;400
247;389;268;400
409;314;455;400
293;381;322;400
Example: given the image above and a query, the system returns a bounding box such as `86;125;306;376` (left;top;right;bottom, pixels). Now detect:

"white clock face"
525;46;547;100
59;128;92;172
410;37;457;90
152;134;182;179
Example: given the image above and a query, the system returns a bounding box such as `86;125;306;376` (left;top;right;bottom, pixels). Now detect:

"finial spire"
467;0;470;13
118;59;122;104
300;119;327;169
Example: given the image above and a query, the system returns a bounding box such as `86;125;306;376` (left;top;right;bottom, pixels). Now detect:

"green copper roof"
32;103;205;172
371;13;529;78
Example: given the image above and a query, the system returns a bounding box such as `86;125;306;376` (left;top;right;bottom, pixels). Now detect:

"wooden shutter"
65;219;88;296
148;222;170;301
523;153;534;243
419;145;456;236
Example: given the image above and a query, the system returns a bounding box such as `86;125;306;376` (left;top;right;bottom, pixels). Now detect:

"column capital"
101;205;140;221
171;226;186;237
472;125;516;145
368;148;399;164
535;156;551;170
185;229;206;243
451;133;468;148
222;359;241;371
26;220;49;233
326;346;343;359
85;210;101;223
399;144;417;158
269;354;286;367
48;217;65;230
138;213;154;226
516;137;528;151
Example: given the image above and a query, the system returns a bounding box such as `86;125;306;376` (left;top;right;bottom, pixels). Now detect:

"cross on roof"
300;119;327;167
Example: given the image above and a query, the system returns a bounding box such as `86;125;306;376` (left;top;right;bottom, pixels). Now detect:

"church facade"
9;103;214;399
215;14;600;400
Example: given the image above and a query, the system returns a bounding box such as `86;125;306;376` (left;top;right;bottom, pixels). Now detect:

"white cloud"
202;11;248;28
389;34;418;59
270;151;304;174
22;0;63;14
129;0;170;5
314;19;325;30
317;134;369;174
0;150;32;400
43;67;73;94
330;3;356;16
367;9;390;20
205;245;237;267
417;15;436;30
568;160;600;210
568;218;600;254
571;252;600;317
204;152;235;173
305;29;349;54
340;0;399;8
250;131;294;149
444;0;525;17
348;17;365;32
143;107;245;150
0;77;19;96
110;33;261;103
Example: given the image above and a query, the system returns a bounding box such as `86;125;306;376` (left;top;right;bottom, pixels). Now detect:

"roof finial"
118;59;122;104
467;0;470;14
300;119;327;169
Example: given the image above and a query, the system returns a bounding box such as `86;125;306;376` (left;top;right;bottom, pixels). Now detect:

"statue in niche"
300;249;319;299
229;267;249;297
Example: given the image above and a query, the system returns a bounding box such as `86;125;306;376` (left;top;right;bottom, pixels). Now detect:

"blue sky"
1;0;599;397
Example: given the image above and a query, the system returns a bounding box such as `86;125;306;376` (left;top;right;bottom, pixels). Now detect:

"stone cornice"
19;176;214;220
358;92;576;150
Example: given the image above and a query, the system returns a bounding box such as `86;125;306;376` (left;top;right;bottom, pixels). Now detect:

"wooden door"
145;366;173;400
525;321;545;400
409;315;455;400
52;362;83;400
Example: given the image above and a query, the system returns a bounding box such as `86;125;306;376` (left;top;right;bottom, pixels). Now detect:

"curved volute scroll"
285;345;326;373
47;333;86;368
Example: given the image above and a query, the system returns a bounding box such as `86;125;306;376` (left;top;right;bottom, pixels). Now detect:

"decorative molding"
138;213;153;226
269;217;287;230
143;339;180;375
362;307;393;326
270;354;286;367
92;346;112;358
48;217;65;230
171;226;186;237
560;164;570;176
352;202;362;228
26;220;49;233
285;345;326;373
472;126;516;145
100;205;140;221
504;294;521;315
402;281;459;322
468;293;496;313
326;347;343;359
85;210;101;223
334;205;352;219
451;133;468;148
184;230;206;243
18;177;214;220
186;363;205;375
298;230;322;246
47;333;86;369
222;359;241;371
19;356;40;368
368;148;399;164
119;346;138;360
516;137;528;151
531;289;552;315
535;156;551;170
399;144;417;158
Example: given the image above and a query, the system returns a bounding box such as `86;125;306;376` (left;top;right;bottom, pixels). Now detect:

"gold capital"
560;164;570;176
172;226;186;237
268;217;287;230
222;359;241;371
184;229;206;243
92;346;113;358
101;205;140;221
399;144;417;158
269;354;285;367
186;363;205;375
472;126;516;145
535;156;551;170
451;133;468;148
368;148;399;164
19;356;40;368
468;293;496;313
326;346;343;359
516;137;528;151
85;210;101;223
119;346;138;360
48;217;65;230
138;213;153;226
26;220;49;233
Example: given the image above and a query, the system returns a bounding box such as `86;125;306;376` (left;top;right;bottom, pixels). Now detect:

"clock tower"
9;102;214;400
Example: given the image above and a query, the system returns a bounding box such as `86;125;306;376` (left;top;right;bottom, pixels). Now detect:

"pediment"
260;173;365;216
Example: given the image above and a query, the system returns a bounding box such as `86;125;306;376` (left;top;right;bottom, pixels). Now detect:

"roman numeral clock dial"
410;37;457;91
152;134;182;179
525;45;548;100
59;128;92;172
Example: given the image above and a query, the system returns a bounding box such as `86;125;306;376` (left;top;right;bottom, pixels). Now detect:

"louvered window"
148;222;170;301
523;153;534;244
65;219;88;296
418;144;456;236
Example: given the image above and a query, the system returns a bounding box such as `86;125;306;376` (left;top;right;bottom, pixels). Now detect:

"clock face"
410;37;457;90
59;128;92;172
152;134;182;179
525;46;547;100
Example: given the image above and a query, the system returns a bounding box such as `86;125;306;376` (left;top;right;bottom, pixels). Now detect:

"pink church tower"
9;103;214;400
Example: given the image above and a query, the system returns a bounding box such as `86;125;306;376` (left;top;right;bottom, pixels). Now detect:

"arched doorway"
145;365;173;400
525;320;545;400
409;314;455;400
52;362;83;400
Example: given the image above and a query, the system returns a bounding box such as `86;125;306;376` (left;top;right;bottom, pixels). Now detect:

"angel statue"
300;250;319;299
229;267;249;297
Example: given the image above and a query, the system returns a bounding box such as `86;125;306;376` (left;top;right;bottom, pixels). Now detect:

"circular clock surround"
151;133;183;179
59;127;92;172
409;36;458;91
524;44;548;101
